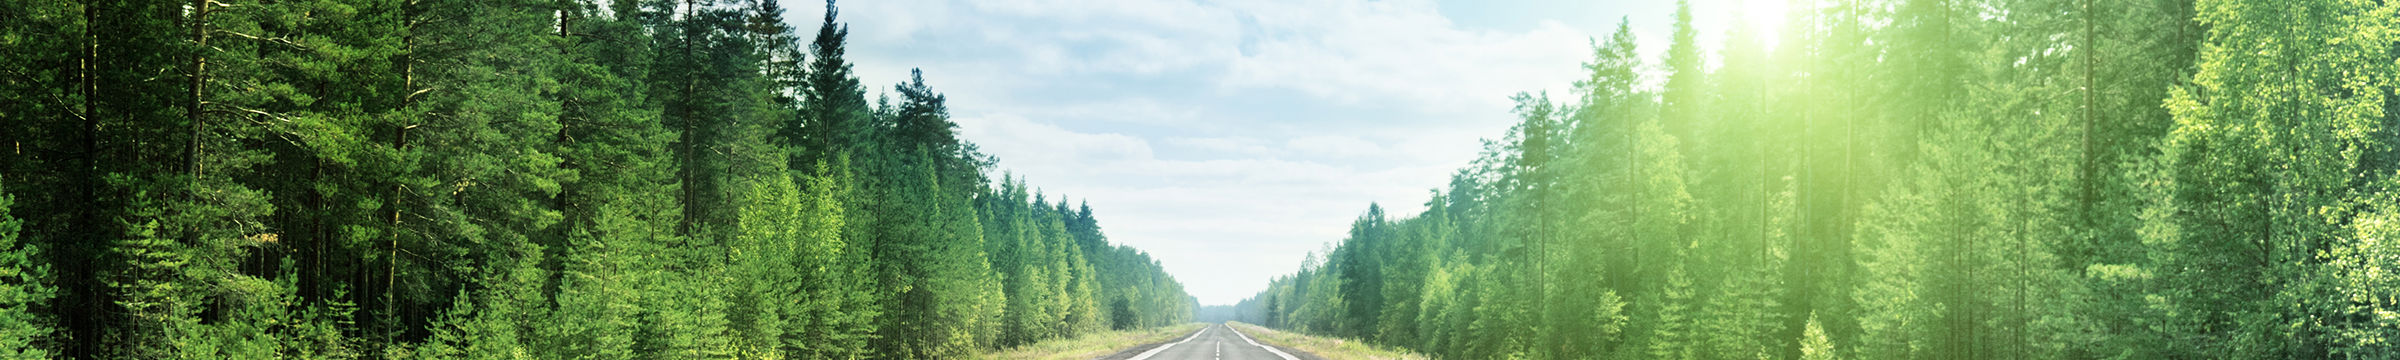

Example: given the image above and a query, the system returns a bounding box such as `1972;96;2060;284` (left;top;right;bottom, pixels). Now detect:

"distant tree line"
1233;0;2400;359
0;0;1194;358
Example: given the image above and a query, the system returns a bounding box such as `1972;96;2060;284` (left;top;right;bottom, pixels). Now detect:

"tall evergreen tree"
0;186;53;359
0;0;1203;358
796;0;870;169
790;157;881;359
541;1;673;359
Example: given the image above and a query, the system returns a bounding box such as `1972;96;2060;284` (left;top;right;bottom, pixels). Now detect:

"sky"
786;0;1787;306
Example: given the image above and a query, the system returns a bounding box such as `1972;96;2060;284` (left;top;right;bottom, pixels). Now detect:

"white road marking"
1129;325;1212;360
1225;325;1301;360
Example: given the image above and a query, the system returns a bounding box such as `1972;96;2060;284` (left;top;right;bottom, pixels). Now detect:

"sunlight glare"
1737;0;1791;50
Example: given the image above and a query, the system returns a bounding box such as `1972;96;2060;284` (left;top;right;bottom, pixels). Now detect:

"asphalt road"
1108;323;1306;360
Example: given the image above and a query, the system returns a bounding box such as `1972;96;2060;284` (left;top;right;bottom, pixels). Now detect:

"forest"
0;0;1196;358
1229;0;2400;359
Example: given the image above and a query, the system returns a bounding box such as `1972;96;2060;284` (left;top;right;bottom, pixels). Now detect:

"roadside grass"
1227;322;1428;360
971;323;1208;360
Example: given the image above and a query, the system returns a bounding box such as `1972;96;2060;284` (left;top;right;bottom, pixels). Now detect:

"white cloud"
1284;135;1385;159
1017;98;1212;129
833;0;1241;77
954;114;1154;173
1165;137;1277;157
1217;0;1592;115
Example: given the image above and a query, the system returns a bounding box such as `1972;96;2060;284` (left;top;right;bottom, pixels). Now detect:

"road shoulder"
1224;322;1422;360
1088;324;1210;360
977;323;1208;360
1222;322;1327;360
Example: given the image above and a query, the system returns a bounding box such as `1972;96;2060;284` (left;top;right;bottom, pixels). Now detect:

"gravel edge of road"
1222;323;1329;360
1265;343;1328;360
1090;325;1201;360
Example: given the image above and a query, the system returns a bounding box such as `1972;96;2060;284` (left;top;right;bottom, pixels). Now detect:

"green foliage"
0;0;1194;359
2148;0;2398;357
0;189;52;359
1800;314;1838;360
2330;188;2400;359
1645;259;1696;360
1232;3;2400;360
30;0;2400;359
796;0;873;169
790;157;883;359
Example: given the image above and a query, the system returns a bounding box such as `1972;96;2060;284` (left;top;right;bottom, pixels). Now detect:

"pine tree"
547;207;643;360
1801;313;1839;360
981;177;1046;345
1335;205;1385;340
370;0;572;349
409;293;474;360
1659;0;1707;153
798;0;871;169
1413;261;1455;355
1647;257;1697;360
0;0;1219;358
412;240;545;360
0;187;52;359
1692;10;1791;360
1055;201;1105;336
791;156;880;359
732;172;803;358
543;0;672;358
648;271;738;359
281;275;363;359
111;213;196;358
1853;174;1932;360
1372;197;1444;347
859;69;1005;358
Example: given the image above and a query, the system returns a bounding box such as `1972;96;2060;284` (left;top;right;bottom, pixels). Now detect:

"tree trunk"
388;0;420;343
678;0;699;237
188;0;206;180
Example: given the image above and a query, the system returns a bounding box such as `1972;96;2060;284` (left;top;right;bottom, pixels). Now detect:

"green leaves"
0;0;1196;358
0;189;51;359
2151;0;2400;357
1800;313;1839;360
1231;2;2400;360
2330;188;2400;358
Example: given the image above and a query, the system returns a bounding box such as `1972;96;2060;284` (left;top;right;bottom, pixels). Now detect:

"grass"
971;323;1209;360
1226;322;1429;360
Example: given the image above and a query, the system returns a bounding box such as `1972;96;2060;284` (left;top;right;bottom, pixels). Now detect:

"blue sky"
790;0;1783;305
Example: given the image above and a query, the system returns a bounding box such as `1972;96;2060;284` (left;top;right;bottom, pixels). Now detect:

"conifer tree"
1659;0;1706;153
278;267;363;360
790;157;880;359
798;0;871;168
414;241;545;360
1335;205;1385;339
1227;3;2394;360
543;1;671;359
1646;257;1697;360
0;0;1211;358
1801;314;1839;360
0;187;52;359
732;171;803;358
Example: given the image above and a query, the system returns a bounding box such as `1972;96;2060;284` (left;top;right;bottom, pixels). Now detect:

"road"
1107;323;1307;360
